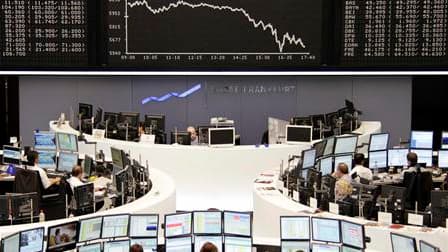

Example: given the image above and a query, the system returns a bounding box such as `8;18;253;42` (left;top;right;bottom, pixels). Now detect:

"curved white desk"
252;171;447;251
0;168;176;244
49;121;381;211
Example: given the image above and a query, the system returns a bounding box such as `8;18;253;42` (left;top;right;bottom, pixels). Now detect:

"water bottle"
39;210;45;222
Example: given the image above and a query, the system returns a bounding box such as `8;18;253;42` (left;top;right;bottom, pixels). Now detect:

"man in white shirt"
67;165;84;192
350;153;373;182
27;151;61;190
332;163;353;201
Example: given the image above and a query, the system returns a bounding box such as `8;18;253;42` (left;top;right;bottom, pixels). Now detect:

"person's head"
55;229;60;235
354;153;365;166
187;126;197;141
130;244;144;252
27;150;39;166
407;152;418;167
71;165;83;178
200;242;218;252
335;163;349;178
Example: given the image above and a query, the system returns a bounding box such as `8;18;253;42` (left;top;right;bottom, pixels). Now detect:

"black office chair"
73;183;95;216
403;170;433;211
337;197;356;217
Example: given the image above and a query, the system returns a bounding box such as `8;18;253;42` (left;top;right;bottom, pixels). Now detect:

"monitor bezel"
35;149;57;169
2;145;22;165
129;214;159;238
1;232;20;252
223;211;252;237
77;216;104;243
76;241;102;252
46;221;79;252
279;216;311;241
285;125;313;144
301;149;317;169
334;135;358;155
164;212;193;238
208;127;235;147
409;130;434;149
368;133;390;152
419;240;439;252
165;235;193;252
340;219;365;249
311;217;341;244
319;156;334;176
323;137;336;156
57;151;79;173
313;139;327;158
19;227;45;252
387;148;409;167
193;235;223;252
56;132;79;153
100;214;130;239
34;131;57;150
368;150;388;170
390;232;417;252
192;210;223;235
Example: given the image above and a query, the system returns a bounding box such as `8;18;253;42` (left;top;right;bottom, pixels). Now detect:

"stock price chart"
106;0;323;68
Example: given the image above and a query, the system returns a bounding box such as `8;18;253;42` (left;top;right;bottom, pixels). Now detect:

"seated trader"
187;126;199;145
27;151;61;191
67;165;85;192
333;163;353;201
350;153;373;182
130;244;144;252
200;242;218;252
92;165;112;189
401;152;431;176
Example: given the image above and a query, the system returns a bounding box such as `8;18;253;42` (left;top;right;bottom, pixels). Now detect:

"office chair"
403;170;433;211
73;183;95;216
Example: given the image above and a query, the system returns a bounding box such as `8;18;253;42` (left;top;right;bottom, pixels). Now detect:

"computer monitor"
194;236;223;252
311;243;340;252
104;112;120;126
57;152;78;173
171;131;191;145
341;246;363;252
320;156;333;176
311;217;341;243
111;147;124;168
441;132;448;149
410;131;433;149
79;103;93;120
334;155;352;172
19;227;44;252
1;232;19;252
84;155;94;176
390;233;417;252
438;150;448;168
302;149;316;169
78;216;103;243
165;236;192;252
77;242;101;252
47;221;78;252
144;114;165;132
281;241;310;252
57;133;78;152
341;220;365;249
101;214;129;239
130;238;158;252
36;149;57;169
280;216;310;240
119;112;140;127
388;148;409;167
291;116;312;126
419;240;439;252
34;131;56;150
165;212;192;238
129;214;158;238
193;211;222;235
2;145;21;165
103;240;130;252
209;128;235;147
323;137;335;156
369;133;389;151
313;140;326;158
224;236;252;252
286;125;312;143
409;149;433;167
368;150;387;169
223;211;251;237
334;136;358;155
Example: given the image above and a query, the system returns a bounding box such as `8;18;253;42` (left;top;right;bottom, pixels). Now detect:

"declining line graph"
126;0;307;54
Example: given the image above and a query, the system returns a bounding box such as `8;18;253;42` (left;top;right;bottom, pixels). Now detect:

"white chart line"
126;0;308;54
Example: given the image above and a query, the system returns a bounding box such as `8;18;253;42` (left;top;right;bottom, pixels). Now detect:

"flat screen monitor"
119;112;140;128
302;149;316;169
368;150;387;169
111;147;124;168
171;131;191;145
311;243;340;252
2;145;21;165
388;149;409;167
57;133;78;152
103;240;130;252
129;214;159;238
1;233;20;252
341;220;365;249
311;217;341;243
323;137;335;156
209;128;235;147
47;221;78;252
36;149;57;169
193;211;222;235
409;149;433;167
442;132;448;149
223;211;251;237
320;156;333;176
101;214;129;239
438;150;448;169
281;241;310;252
19;227;44;252
144;114;165;132
34;131;56;150
334;136;358;155
224;236;251;252
334;155;352;172
79;103;93;120
165;236;192;252
369;133;389;151
104;112;120;126
286;125;312;143
165;212;193;238
390;233;417;252
77;242;101;252
130;238;158;252
410;131;433;149
78;217;103;243
313;140;326;158
419;240;439;252
57;152;78;173
84;155;93;177
291;116;312;126
280;216;310;240
194;236;222;252
341;246;363;252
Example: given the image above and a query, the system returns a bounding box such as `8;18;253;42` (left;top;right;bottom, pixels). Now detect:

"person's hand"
54;177;61;185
